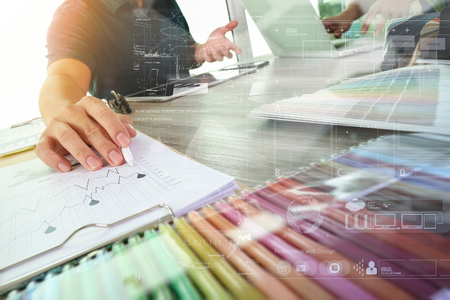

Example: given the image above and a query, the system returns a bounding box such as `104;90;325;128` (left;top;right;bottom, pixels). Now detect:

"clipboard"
0;203;176;293
0;131;239;293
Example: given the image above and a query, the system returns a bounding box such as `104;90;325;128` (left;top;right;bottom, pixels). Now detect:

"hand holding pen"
35;95;136;173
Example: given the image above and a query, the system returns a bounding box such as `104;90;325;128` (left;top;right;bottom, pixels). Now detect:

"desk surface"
1;51;389;186
131;51;392;187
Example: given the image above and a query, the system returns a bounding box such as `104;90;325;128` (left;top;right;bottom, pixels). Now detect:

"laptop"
125;68;256;102
240;0;384;59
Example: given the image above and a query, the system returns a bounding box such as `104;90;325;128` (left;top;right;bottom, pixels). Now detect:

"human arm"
36;58;136;172
193;20;242;64
323;0;415;38
360;0;416;35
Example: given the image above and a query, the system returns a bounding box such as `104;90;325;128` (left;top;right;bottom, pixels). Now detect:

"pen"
102;91;134;167
122;147;134;167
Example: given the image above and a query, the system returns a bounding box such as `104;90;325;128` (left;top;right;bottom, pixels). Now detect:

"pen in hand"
121;147;134;167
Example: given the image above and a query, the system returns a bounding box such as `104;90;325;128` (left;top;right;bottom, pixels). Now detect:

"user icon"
366;261;377;275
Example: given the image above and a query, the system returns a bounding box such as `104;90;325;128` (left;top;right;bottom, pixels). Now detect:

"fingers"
322;18;339;33
79;96;132;148
227;41;241;55
212;20;239;37
374;17;386;36
225;20;238;31
219;46;233;59
117;114;137;138
202;46;214;63
35;135;72;173
210;46;223;62
45;120;104;171
37;96;139;173
361;6;380;34
66;113;125;168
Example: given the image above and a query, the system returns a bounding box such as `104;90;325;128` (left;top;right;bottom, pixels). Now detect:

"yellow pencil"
159;224;232;300
173;218;265;300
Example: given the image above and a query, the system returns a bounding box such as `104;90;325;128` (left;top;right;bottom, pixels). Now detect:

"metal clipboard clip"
105;90;132;114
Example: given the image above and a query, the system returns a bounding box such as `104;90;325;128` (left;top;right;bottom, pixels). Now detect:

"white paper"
0;132;236;289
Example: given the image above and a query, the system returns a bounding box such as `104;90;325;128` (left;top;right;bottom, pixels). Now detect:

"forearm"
39;74;87;125
193;42;206;65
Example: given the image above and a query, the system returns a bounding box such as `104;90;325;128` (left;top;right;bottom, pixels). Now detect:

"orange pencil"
188;211;298;300
201;206;334;300
229;197;415;300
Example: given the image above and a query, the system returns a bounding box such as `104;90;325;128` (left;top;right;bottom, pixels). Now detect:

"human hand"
195;20;242;64
322;3;363;38
35;96;137;172
361;0;414;36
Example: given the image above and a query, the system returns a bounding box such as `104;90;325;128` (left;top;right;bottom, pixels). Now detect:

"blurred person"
323;0;436;38
36;0;241;173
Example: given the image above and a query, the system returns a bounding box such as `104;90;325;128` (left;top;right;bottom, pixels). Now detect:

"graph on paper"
0;132;236;271
0;158;180;254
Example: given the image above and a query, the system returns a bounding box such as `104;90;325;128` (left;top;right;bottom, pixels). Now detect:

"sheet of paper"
0;132;236;287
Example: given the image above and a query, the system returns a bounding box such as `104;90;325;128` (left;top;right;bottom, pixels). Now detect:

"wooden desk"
130;52;393;186
0;150;37;169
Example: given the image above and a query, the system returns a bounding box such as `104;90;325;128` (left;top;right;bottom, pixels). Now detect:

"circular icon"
329;263;341;274
293;260;317;275
276;260;292;276
287;196;324;234
135;275;143;284
294;260;309;275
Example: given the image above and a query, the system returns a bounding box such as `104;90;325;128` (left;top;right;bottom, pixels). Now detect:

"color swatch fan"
249;65;450;135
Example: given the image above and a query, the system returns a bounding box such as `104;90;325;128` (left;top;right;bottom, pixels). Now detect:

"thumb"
225;20;238;31
211;20;238;37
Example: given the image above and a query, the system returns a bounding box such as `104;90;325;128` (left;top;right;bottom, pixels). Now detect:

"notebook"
0;132;237;288
249;64;450;134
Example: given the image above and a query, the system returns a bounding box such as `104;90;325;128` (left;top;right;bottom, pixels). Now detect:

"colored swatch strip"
248;64;450;134
7;134;450;299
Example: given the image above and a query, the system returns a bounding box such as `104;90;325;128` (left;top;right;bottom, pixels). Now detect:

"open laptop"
240;0;384;59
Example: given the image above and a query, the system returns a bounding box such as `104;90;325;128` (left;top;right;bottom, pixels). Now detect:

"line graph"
0;157;182;255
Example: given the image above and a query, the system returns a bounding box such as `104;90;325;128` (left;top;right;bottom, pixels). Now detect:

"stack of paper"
0;132;236;288
249;65;450;135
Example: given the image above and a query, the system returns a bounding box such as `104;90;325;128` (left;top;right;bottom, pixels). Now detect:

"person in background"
322;0;435;38
36;0;241;173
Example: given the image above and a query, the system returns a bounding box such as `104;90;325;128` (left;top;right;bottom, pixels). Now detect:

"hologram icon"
366;261;377;275
277;260;292;276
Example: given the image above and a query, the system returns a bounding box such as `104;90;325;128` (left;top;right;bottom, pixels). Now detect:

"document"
0;132;237;288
